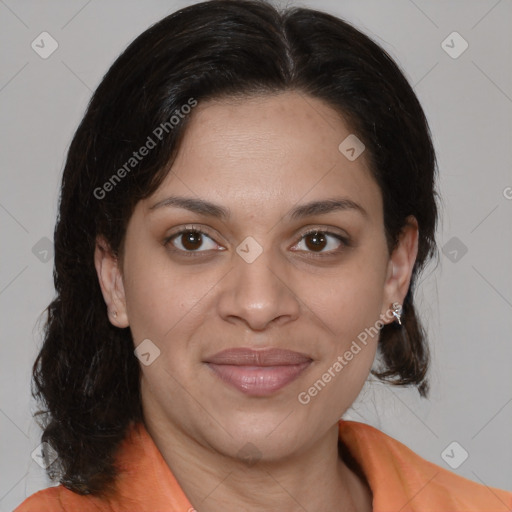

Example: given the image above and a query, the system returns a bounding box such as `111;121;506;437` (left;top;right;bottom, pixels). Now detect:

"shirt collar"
111;419;510;511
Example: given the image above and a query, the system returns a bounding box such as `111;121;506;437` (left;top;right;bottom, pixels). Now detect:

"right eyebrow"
148;195;230;220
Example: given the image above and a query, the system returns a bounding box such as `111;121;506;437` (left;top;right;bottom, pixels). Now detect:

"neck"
143;417;372;512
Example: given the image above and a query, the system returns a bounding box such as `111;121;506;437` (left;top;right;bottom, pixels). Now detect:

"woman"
15;0;512;510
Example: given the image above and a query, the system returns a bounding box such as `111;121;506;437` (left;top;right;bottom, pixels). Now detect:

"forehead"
141;91;382;221
180;92;360;168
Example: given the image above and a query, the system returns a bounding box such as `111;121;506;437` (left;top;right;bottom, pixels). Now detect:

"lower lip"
206;362;311;396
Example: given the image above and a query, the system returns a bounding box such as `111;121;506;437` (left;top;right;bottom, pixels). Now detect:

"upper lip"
204;348;312;366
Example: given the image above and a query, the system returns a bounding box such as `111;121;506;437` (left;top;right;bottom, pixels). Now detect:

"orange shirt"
15;420;512;511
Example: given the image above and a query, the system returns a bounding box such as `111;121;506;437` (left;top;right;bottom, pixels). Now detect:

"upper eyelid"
166;224;218;238
299;227;348;238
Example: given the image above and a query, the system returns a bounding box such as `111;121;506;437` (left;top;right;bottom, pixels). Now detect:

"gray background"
1;0;511;509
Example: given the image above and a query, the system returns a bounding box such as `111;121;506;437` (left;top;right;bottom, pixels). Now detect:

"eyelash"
164;225;350;258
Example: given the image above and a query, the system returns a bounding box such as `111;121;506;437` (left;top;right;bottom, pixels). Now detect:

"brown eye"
304;231;327;252
181;231;203;250
291;230;348;255
168;229;219;252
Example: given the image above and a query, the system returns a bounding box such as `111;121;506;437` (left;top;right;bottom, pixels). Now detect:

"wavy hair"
33;0;438;497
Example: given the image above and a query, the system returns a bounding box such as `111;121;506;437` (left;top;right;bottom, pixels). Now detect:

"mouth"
204;348;313;396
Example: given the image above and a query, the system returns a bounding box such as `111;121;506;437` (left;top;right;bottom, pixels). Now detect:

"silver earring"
391;302;402;325
111;310;117;318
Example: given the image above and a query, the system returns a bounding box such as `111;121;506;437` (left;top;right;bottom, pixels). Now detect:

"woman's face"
96;91;417;461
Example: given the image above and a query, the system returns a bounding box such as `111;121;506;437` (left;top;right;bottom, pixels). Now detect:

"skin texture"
95;91;418;512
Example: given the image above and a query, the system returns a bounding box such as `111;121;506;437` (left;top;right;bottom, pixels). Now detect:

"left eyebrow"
288;198;367;220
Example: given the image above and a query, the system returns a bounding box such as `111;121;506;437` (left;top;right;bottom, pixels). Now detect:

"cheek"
122;248;221;346
304;258;388;341
299;270;383;417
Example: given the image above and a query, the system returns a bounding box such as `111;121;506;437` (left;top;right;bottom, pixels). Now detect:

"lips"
204;348;312;396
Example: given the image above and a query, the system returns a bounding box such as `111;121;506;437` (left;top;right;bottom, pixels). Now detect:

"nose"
216;247;301;331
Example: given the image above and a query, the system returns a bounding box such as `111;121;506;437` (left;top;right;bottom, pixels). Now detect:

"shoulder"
14;486;75;512
14;421;189;511
14;483;114;512
339;420;512;510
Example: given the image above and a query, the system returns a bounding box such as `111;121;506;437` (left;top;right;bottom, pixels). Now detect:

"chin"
198;408;315;462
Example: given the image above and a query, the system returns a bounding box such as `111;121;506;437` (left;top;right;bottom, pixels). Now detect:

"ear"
381;216;419;324
94;236;129;328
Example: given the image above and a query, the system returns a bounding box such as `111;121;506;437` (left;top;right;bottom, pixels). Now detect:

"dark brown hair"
33;0;438;497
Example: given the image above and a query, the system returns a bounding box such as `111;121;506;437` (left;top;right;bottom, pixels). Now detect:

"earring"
391;302;402;325
111;310;117;318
